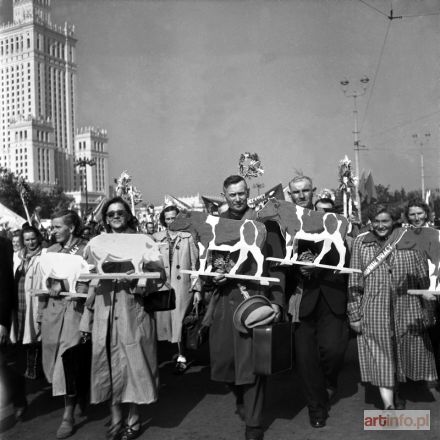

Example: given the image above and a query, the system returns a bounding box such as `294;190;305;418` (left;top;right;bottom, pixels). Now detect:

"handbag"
183;302;208;350
143;282;176;312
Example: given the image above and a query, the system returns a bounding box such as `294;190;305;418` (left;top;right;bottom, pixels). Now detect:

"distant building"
0;0;109;213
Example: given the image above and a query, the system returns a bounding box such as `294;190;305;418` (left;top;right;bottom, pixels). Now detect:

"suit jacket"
266;223;348;318
0;236;14;329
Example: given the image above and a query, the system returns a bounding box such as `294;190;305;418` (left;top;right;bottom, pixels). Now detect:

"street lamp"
253;182;265;196
340;76;370;222
74;157;96;218
412;133;431;200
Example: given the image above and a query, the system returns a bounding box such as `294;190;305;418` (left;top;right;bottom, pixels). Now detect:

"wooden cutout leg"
137;278;147;288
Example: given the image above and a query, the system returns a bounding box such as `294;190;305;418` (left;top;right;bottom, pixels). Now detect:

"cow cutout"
85;233;164;274
39;253;91;294
257;198;349;269
396;227;440;292
169;211;267;277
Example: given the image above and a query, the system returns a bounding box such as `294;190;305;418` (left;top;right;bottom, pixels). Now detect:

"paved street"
1;338;439;440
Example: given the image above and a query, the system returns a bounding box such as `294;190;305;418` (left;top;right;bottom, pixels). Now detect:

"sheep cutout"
84;233;164;274
39;253;91;294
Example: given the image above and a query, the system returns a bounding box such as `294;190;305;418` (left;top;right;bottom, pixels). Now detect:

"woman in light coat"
348;205;437;410
153;205;201;373
81;196;162;440
40;210;89;439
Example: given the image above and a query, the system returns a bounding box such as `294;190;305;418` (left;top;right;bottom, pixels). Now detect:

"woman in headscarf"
153;205;201;373
348;205;437;409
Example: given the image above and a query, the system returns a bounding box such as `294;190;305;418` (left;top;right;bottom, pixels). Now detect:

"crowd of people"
0;174;439;440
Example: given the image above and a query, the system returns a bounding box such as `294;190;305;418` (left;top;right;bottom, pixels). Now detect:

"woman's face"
52;217;74;245
407;206;428;228
12;236;22;252
23;231;39;252
164;210;178;229
106;202;129;233
372;212;394;240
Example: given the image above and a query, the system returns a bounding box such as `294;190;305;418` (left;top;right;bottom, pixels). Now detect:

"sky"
3;0;440;203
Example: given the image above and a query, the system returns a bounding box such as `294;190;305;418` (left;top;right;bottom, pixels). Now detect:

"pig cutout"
39;253;90;294
84;233;164;274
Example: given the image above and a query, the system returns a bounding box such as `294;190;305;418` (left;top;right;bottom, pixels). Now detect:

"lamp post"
74;157;96;218
253;182;265;196
340;76;370;223
412;133;431;200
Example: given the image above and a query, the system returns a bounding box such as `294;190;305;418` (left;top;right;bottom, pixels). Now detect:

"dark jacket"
0;237;14;329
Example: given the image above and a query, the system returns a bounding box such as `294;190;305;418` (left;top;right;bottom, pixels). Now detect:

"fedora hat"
233;295;276;334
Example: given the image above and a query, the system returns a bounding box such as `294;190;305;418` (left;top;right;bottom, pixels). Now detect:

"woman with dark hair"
348;205;437;410
80;196;160;440
11;230;23;275
154;205;201;373
40;210;89;439
7;226;44;420
405;199;430;228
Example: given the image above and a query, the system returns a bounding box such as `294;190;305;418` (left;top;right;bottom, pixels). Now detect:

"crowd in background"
0;179;439;440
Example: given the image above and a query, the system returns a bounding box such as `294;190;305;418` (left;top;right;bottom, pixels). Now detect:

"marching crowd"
0;173;439;440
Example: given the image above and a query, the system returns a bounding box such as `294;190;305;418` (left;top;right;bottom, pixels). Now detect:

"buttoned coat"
208;208;283;385
153;230;201;343
348;231;437;387
80;234;160;405
41;239;88;396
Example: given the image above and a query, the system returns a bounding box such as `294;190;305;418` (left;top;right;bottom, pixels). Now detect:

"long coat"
348;231;437;387
11;248;44;345
153;230;201;344
41;238;88;396
80;254;159;405
208;208;283;385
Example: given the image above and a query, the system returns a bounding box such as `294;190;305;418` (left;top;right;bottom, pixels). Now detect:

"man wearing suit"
208;175;283;440
269;175;349;428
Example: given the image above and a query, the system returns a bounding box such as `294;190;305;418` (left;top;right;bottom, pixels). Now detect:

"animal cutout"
85;233;163;274
257;198;349;268
39;253;90;294
169;211;267;277
396;227;440;291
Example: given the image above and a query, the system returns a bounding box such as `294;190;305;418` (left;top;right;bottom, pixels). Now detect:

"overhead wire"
359;18;392;133
357;0;389;18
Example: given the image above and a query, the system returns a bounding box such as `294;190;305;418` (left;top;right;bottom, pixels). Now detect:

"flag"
364;171;377;204
358;170;377;204
86;195;107;223
248;183;285;210
164;194;192;211
201;195;225;215
425;189;431;206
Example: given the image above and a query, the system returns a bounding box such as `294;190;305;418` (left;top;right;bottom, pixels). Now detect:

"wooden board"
266;257;361;274
78;272;161;280
180;269;279;285
408;290;440;296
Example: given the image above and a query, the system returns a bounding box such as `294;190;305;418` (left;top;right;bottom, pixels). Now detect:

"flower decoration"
316;188;335;202
338;155;356;191
114;170;143;206
238;152;264;179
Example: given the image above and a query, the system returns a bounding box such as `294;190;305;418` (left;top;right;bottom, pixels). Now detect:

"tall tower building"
0;0;109;208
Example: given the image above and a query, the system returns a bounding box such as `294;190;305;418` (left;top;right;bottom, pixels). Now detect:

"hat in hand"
233;295;277;334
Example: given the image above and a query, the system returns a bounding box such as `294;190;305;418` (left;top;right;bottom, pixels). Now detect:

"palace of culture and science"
0;0;110;212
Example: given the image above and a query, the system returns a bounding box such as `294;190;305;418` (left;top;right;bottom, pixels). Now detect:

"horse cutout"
257;198;353;271
169;211;279;284
396;227;440;295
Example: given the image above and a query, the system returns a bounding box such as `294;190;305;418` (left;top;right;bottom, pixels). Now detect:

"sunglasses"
106;210;126;218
